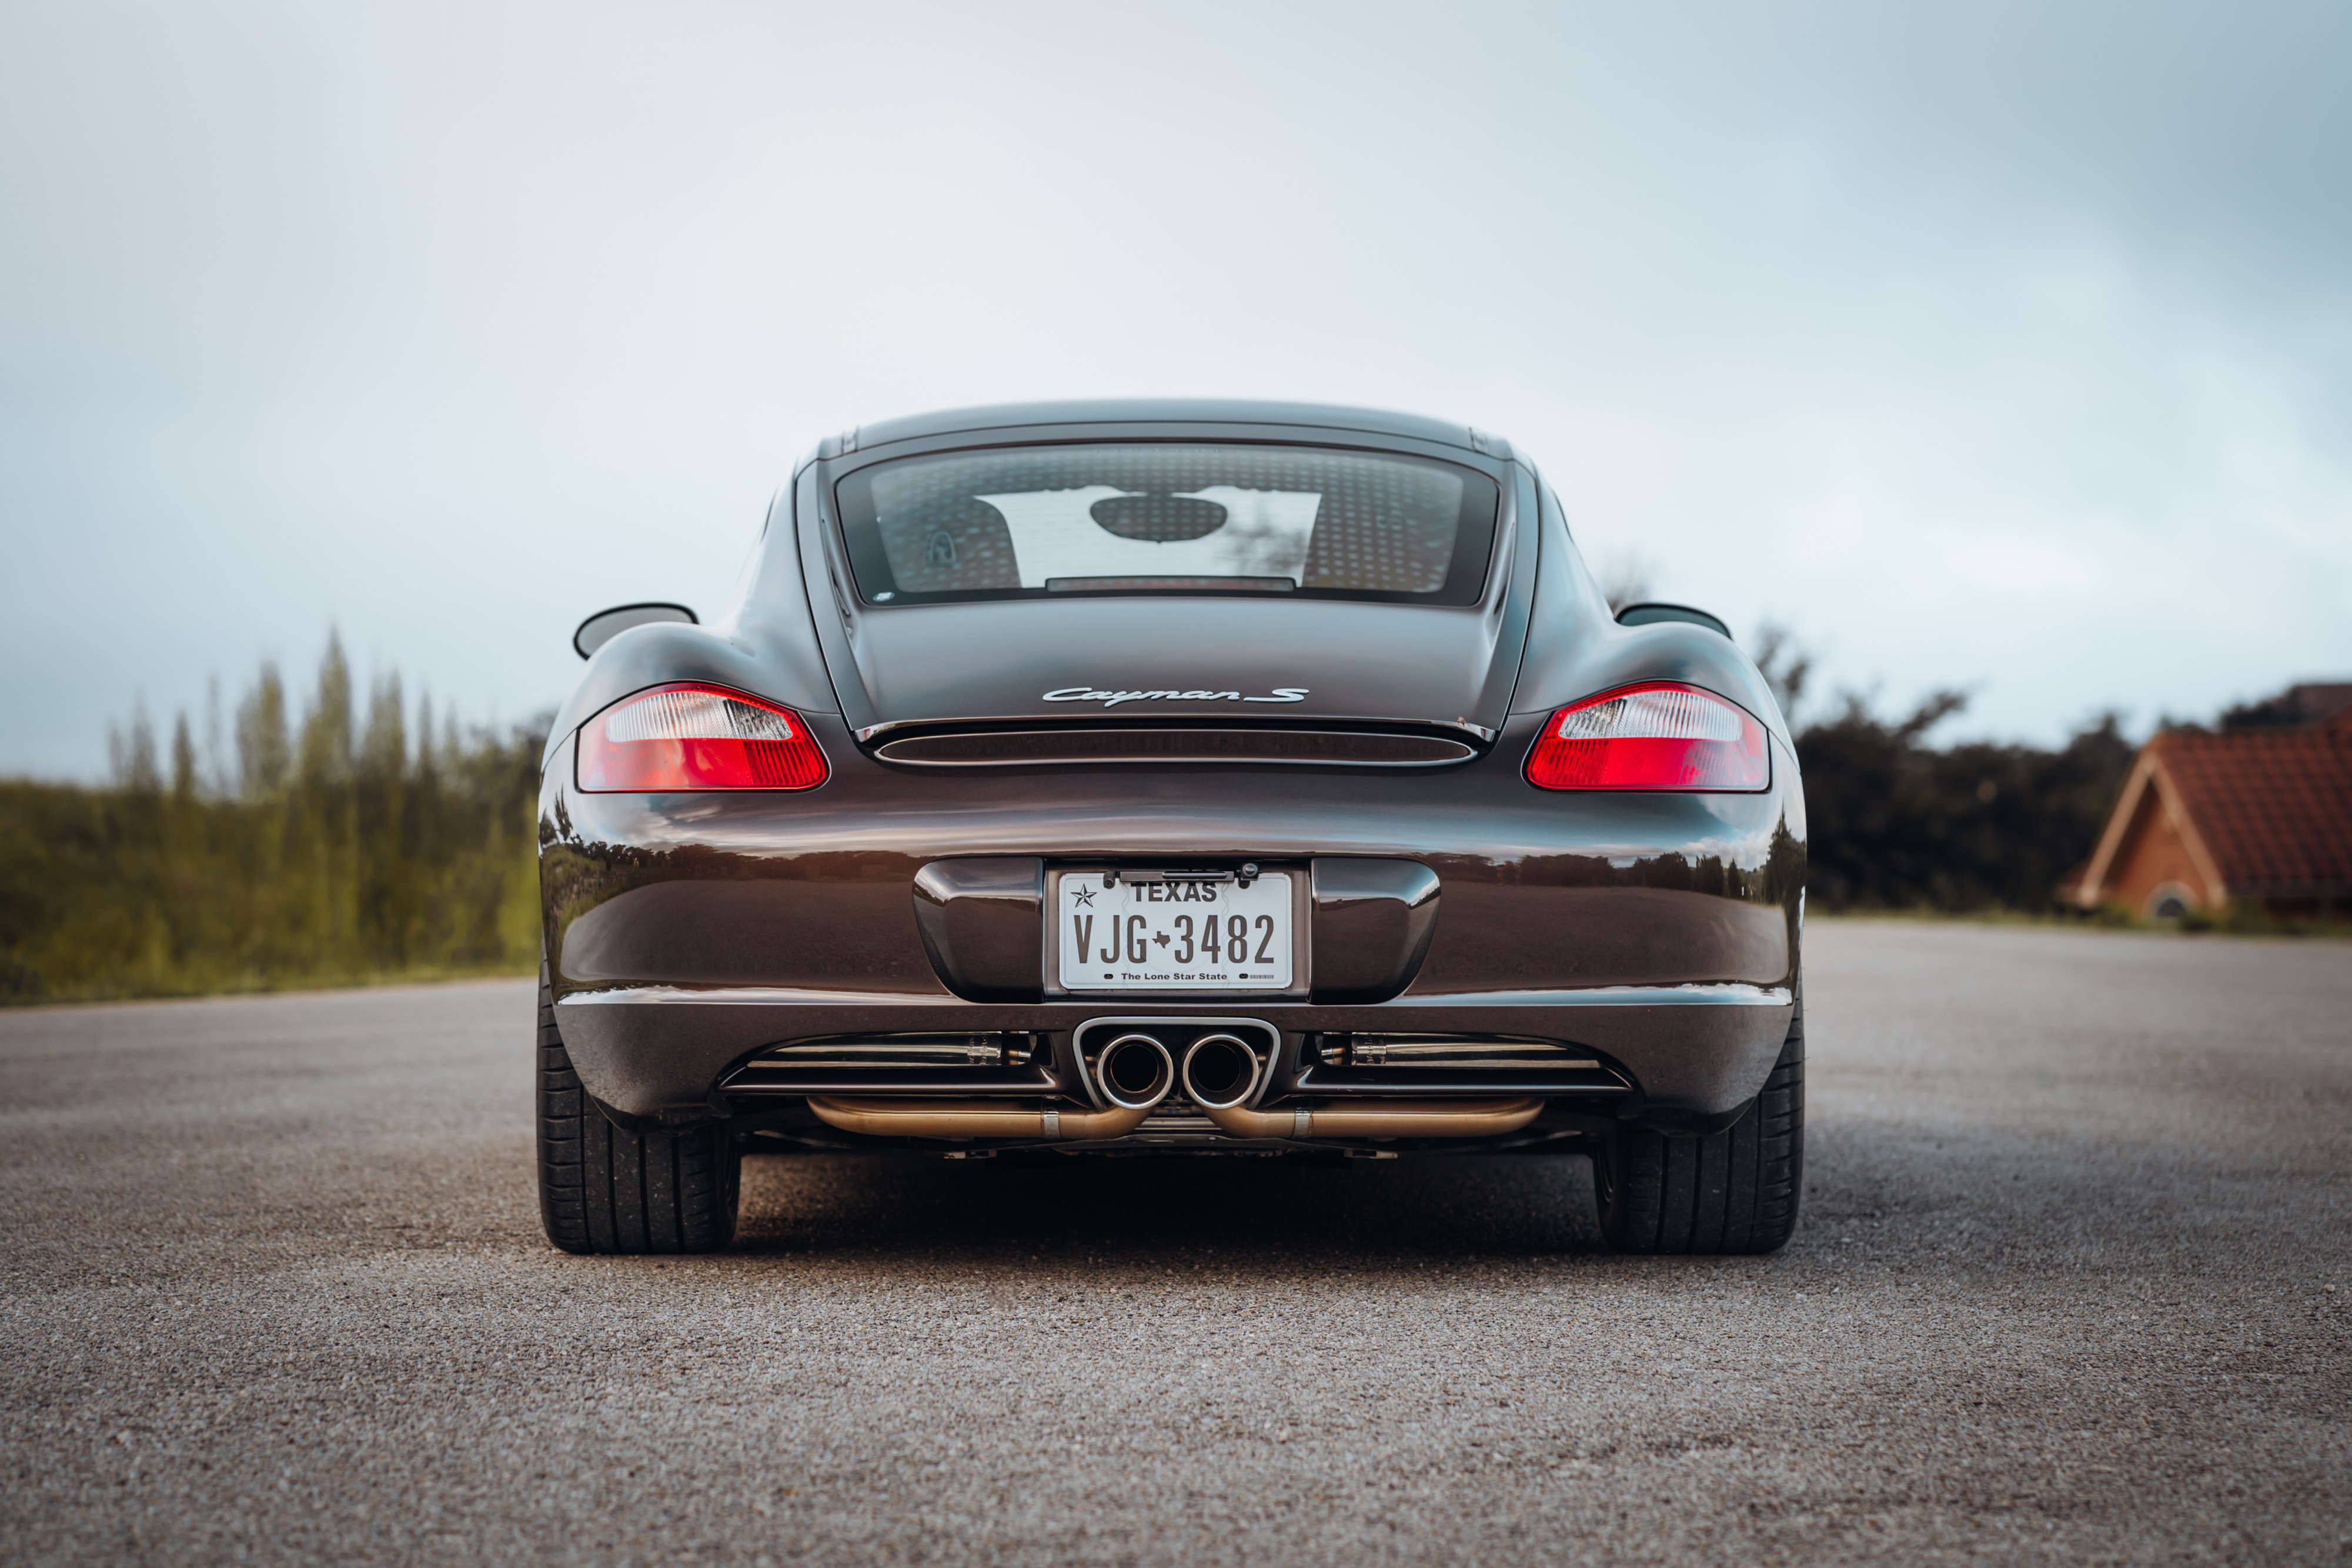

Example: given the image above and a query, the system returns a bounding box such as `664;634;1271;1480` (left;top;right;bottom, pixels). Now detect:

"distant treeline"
0;635;546;1004
1745;630;2136;912
1796;696;2133;911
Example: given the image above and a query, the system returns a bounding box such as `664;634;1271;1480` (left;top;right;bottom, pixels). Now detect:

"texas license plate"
1054;871;1294;991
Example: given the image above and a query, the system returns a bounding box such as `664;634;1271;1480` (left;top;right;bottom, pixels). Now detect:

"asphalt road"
2;922;2347;1564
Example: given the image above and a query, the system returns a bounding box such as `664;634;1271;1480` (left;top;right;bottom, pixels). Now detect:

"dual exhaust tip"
1090;1027;1544;1141
1094;1031;1264;1112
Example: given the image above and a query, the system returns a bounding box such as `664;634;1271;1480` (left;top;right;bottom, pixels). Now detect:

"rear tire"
1599;980;1804;1255
537;958;740;1254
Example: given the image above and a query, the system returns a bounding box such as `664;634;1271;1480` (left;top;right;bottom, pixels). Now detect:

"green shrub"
1795;695;2135;914
0;635;547;1004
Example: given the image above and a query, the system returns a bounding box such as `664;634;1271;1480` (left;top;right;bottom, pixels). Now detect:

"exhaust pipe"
805;1097;1157;1141
806;1031;1178;1142
1094;1032;1175;1111
1196;1097;1545;1139
808;1025;1541;1143
808;1095;1546;1141
1178;1033;1262;1110
1175;1024;1544;1138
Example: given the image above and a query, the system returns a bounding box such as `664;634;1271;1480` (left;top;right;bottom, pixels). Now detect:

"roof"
821;400;1511;462
2144;710;2352;897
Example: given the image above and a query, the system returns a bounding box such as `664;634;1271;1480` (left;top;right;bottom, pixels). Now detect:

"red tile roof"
2151;711;2352;896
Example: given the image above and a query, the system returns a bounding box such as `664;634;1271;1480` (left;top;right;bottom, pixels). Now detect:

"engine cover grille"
872;727;1478;768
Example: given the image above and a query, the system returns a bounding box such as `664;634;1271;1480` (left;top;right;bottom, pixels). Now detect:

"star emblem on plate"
1072;886;1096;907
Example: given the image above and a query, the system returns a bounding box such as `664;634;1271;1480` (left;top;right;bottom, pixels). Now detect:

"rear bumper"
540;713;1804;1131
555;984;1792;1128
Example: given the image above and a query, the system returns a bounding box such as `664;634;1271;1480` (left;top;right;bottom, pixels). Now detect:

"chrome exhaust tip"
1179;1032;1262;1111
1094;1032;1176;1111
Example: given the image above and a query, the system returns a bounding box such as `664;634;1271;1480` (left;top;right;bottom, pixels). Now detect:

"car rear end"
536;402;1804;1252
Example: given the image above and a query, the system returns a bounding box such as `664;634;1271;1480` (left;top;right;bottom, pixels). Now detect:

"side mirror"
1614;601;1732;639
573;602;697;660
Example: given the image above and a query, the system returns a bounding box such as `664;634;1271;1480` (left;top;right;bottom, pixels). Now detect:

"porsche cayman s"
536;400;1806;1255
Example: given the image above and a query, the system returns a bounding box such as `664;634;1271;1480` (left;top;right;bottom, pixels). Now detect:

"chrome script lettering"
1041;686;1304;706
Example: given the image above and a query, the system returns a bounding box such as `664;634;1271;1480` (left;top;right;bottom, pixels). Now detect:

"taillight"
576;683;828;792
1525;682;1768;791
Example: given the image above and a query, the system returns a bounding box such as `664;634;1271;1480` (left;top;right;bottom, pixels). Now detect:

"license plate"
1054;871;1294;991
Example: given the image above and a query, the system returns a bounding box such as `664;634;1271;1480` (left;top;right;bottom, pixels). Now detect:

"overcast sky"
4;0;2347;777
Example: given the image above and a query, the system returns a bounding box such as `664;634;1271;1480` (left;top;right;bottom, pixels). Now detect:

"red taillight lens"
1525;682;1768;791
576;683;827;792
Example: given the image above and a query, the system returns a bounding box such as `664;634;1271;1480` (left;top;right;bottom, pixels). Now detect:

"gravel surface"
2;921;2347;1564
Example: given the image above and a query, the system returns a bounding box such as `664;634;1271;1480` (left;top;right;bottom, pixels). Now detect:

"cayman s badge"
1043;686;1309;708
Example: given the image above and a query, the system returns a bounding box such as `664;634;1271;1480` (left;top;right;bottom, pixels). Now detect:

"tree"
238;663;290;798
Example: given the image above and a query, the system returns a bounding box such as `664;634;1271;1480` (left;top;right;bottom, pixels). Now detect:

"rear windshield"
833;443;1498;606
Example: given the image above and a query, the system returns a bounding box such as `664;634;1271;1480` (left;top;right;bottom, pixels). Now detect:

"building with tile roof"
2064;694;2352;919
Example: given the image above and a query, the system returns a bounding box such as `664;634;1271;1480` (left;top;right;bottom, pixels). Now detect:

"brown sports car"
537;400;1806;1255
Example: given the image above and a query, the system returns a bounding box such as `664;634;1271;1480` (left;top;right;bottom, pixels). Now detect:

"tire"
537;958;740;1254
1599;980;1804;1255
